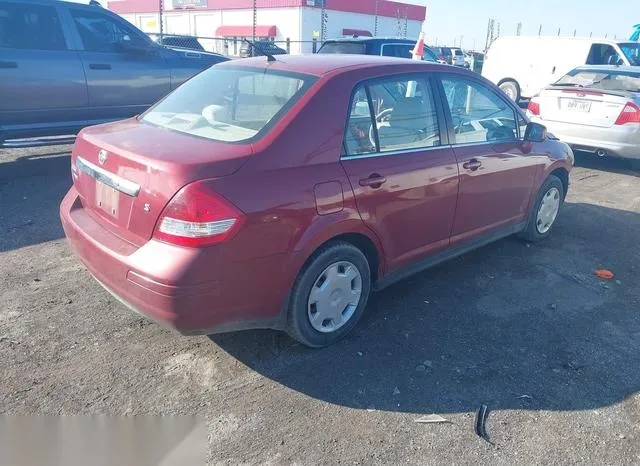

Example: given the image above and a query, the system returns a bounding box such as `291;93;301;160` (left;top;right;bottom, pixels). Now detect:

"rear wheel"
286;242;371;348
498;80;520;102
519;175;564;242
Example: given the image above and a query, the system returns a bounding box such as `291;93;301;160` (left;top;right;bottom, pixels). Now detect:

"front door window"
441;76;518;144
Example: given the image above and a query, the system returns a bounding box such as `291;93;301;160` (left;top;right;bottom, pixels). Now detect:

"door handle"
359;174;387;188
0;61;17;69
89;63;112;70
462;159;482;171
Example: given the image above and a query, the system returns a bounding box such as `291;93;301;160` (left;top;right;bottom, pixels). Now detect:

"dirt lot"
1;146;639;464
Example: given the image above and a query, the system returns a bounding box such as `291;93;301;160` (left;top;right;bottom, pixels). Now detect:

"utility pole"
557;27;561;36
460;35;464;48
516;22;522;36
573;29;577;37
159;0;163;39
320;0;328;42
496;22;500;39
484;18;494;53
396;8;401;37
252;0;257;41
374;0;379;36
403;8;408;38
538;24;542;36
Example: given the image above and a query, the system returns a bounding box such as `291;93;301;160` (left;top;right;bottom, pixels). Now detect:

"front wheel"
519;174;564;242
286;242;371;348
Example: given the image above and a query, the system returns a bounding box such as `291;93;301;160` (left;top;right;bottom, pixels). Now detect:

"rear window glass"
317;42;366;54
142;67;315;143
555;69;640;92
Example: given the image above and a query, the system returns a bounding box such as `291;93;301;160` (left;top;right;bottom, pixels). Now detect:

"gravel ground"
1;146;639;464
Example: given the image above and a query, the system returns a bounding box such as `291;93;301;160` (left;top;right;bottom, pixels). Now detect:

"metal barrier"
148;34;324;56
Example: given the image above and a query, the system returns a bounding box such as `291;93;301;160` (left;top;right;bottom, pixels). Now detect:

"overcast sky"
405;0;638;50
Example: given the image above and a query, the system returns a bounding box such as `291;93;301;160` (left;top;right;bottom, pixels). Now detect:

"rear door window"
381;44;412;58
440;76;518;144
343;76;441;156
70;9;148;53
0;1;66;50
317;42;366;54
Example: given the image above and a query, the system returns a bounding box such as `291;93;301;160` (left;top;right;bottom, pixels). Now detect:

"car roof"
572;65;640;74
21;0;109;11
220;54;449;77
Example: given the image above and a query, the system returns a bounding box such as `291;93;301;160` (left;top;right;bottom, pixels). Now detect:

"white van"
482;36;640;101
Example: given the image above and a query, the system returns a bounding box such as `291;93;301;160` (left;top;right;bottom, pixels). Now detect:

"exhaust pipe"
596;149;607;157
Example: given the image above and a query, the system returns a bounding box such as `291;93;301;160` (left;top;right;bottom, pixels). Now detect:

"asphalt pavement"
0;146;639;464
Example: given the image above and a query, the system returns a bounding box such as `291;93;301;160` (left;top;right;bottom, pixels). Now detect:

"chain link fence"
148;33;324;57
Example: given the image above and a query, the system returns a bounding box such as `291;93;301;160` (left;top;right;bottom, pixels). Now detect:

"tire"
519;174;564;242
498;80;520;102
286;241;371;348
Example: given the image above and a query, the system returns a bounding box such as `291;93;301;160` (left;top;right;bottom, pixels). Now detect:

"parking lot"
1;146;639;463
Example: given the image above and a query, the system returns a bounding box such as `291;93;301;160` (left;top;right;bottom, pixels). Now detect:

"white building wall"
119;7;423;55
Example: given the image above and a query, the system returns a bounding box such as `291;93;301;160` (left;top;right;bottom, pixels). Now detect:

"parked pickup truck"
0;0;228;146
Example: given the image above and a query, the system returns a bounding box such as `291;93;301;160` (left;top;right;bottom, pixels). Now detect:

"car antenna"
242;38;277;62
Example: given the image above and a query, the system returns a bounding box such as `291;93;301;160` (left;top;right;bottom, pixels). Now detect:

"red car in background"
60;55;573;347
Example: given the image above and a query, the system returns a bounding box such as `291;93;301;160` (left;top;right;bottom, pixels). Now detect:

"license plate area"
562;98;591;113
95;180;119;218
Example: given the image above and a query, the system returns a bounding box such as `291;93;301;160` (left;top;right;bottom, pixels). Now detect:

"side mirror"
524;122;548;142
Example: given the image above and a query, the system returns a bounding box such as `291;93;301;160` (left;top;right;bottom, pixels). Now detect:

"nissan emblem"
98;149;108;166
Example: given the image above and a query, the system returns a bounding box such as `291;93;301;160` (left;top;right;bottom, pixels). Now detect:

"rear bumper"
59;187;287;335
530;117;640;159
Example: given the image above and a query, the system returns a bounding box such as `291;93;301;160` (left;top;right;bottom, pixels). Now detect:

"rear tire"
286;242;371;348
499;80;520;102
519;175;564;242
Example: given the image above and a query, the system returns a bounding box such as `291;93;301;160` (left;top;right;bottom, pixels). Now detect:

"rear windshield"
142;67;315;143
317;42;367;54
454;49;464;56
555;69;640;92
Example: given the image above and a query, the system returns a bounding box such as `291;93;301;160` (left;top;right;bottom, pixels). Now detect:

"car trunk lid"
71;118;252;247
538;87;633;128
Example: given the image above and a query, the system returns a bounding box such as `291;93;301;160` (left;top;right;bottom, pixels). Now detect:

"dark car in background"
240;40;288;58
0;0;228;146
317;37;439;62
153;34;205;52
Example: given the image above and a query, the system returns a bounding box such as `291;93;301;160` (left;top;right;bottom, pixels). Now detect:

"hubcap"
536;187;560;234
307;261;363;333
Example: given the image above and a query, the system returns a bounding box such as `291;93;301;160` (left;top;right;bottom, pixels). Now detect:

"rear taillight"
614;101;640;125
527;95;541;116
154;181;244;247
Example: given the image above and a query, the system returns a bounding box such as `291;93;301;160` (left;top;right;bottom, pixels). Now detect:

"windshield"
555;69;640;92
142;67;315;143
619;42;640;65
317;42;366;54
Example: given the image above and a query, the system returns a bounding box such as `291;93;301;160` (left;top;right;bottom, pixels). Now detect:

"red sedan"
60;55;573;347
